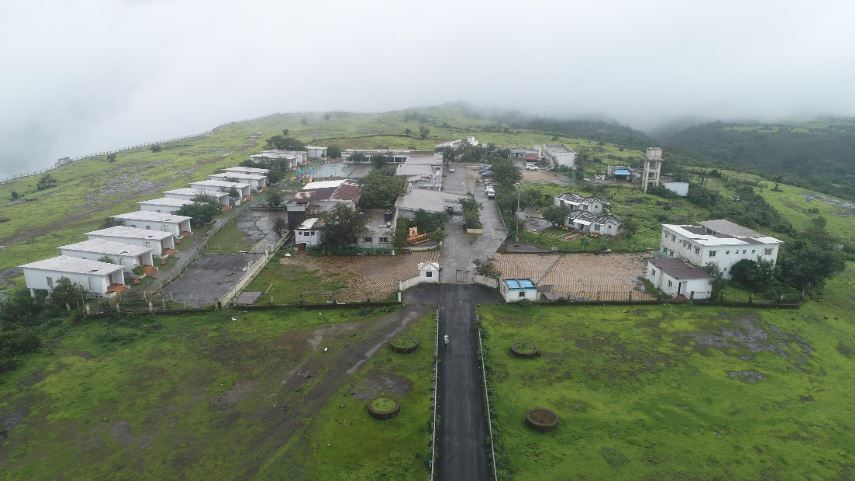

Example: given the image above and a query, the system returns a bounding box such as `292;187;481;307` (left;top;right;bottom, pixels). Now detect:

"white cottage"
224;166;270;175
163;188;231;207
418;262;440;283
306;145;328;159
500;278;538;303
112;211;192;237
20;256;127;298
189;180;252;200
209;172;267;191
86;226;176;257
138;197;193;214
59;239;154;273
294;218;322;248
646;257;713;300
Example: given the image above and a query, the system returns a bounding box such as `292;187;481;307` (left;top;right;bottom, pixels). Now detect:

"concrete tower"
642;147;663;193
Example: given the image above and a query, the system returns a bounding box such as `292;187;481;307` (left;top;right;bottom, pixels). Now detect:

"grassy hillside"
661;118;855;201
480;262;855;481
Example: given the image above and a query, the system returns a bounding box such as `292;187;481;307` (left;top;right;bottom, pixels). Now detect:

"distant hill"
660;118;855;201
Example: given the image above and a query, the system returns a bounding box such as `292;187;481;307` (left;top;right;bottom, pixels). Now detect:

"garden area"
478;262;855;480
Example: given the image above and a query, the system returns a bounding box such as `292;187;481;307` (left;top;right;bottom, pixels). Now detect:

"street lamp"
513;182;522;244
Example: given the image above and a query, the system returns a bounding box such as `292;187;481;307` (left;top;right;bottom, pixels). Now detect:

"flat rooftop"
164;188;229;198
210;172;266;181
224;166;270;174
190;180;250;189
113;211;191;223
60;239;152;257
139;197;194;207
20;255;123;275
663;223;781;246
87;226;174;240
395;189;464;213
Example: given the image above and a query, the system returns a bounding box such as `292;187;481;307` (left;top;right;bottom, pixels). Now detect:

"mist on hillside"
1;0;854;176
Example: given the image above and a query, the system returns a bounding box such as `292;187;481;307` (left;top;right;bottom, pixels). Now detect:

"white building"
358;209;397;251
418;262;440;283
646;257;713;300
59;239;154;273
660;219;782;278
306;145;328;159
662;181;689;197
138;197;193;214
209;172;267;191
164;188;231;207
500;278;538;303
20;256;127;298
343;149;410;164
642;147;663;193
554;193;607;215
224;166;270;175
567;211;623;236
112;211;193;237
86;226;176;257
395;188;464;219
294;218;322;248
189;180;252;200
542;144;577;169
286;179;362;231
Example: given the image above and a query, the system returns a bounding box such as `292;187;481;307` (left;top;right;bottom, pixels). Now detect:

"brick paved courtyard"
280;250;440;302
494;252;655;301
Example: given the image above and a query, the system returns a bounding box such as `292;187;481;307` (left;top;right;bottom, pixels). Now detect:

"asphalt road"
435;284;500;481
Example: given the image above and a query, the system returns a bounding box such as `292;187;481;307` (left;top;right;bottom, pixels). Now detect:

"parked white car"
525;163;538;170
485;185;496;199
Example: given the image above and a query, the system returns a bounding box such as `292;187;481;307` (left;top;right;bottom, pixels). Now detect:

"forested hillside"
661;119;855;200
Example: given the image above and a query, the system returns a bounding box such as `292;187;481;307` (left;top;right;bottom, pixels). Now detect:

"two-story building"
659;219;782;277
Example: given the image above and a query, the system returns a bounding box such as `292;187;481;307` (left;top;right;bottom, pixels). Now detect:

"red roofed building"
286;179;362;230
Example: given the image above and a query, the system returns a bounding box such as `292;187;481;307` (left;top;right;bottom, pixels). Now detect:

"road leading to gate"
435;284;499;481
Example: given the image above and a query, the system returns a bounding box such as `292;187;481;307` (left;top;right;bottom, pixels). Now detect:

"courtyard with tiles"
244;250;440;304
494;252;655;301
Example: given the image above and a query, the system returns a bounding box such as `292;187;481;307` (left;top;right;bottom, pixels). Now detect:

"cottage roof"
210;172;266;181
164;188;229;199
224;166;270;174
59;239;152;257
190;180;250;189
87;226;174;240
20;255;124;275
138;197;194;208
294;179;362;203
556;192;586;203
112;211;191;224
297;218;320;230
651;258;712;280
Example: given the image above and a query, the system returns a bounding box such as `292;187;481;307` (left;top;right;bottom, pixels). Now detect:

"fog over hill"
1;0;854;176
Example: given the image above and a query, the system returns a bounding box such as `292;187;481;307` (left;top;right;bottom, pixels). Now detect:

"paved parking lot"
494;252;655;301
281;250;440;302
168;253;263;307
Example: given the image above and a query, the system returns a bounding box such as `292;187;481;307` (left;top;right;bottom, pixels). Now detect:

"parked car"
485;186;496;199
448;165;455;172
525;163;538;170
481;171;493;177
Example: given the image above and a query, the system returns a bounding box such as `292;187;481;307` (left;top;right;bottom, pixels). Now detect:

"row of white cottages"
19;165;271;299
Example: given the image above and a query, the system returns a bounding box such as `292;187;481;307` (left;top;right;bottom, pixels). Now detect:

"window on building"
364;236;372;243
709;251;717;257
425;271;433;278
726;250;730;255
518;291;525;298
46;277;54;287
651;269;656;276
695;247;700;254
379;237;389;244
751;249;756;254
593;224;600;232
764;248;773;255
742;250;747;254
667;280;672;287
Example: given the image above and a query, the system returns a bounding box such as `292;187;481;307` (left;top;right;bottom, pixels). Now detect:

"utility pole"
515;183;522;244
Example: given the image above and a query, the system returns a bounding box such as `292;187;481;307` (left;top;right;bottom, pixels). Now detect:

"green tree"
50;277;86;310
36;174;58;191
404;128;413;137
106;153;117;163
542;205;570;227
320;204;367;249
730;258;776;291
327;145;342;159
490;157;521;186
273;218;287;237
418;126;430;139
266;135;305;151
150;144;162;153
102;217;125;229
359;170;406;209
370;154;390;170
702;263;727;299
266;190;283;208
0;289;45;330
227;187;240;199
9;191;18;201
177;196;223;224
775;221;845;291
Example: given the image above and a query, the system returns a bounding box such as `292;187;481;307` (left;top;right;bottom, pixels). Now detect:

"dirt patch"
352;373;413;400
727;370;767;383
0;406;28;438
109;420;152;448
218;380;259;407
686;316;813;368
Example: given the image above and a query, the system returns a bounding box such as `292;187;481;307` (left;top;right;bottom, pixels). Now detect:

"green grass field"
0;305;433;480
262;311;435;480
244;257;348;305
479;262;855;480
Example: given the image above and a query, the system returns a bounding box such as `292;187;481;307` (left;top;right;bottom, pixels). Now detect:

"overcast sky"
1;0;854;175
